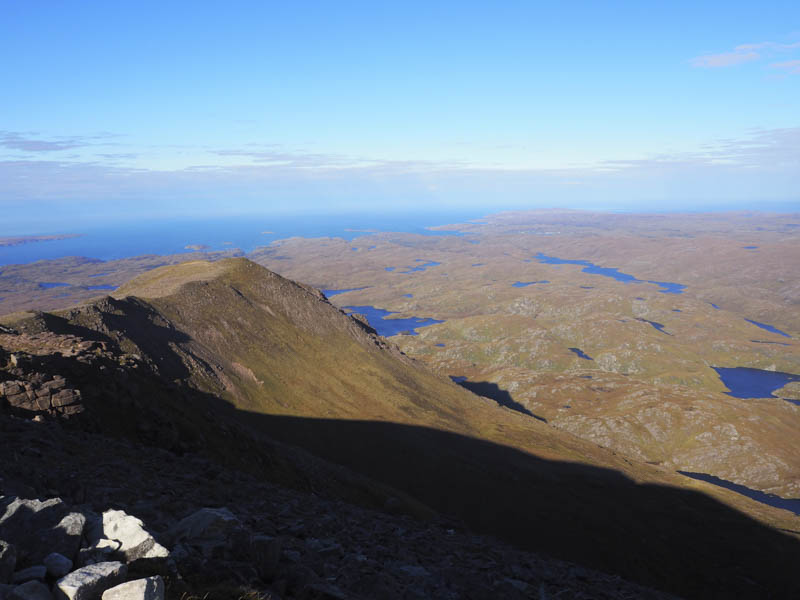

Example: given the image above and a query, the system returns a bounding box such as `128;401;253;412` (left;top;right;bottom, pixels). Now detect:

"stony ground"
0;413;677;600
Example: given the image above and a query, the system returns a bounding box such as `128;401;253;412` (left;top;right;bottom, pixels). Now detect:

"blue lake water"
679;471;800;516
745;319;791;338
713;367;800;402
710;303;721;310
471;263;484;267
435;343;446;347
402;293;413;298
742;246;759;250
672;309;682;312
39;282;71;289
512;280;549;288
0;211;485;266
398;260;441;274
86;285;118;291
343;305;444;337
322;287;369;298
534;253;686;294
385;267;395;272
568;347;593;360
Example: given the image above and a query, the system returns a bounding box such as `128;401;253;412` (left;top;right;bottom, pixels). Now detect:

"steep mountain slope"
3;258;800;599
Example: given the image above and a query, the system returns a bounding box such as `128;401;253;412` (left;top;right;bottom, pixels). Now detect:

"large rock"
166;508;242;557
54;562;127;600
48;514;86;563
8;581;52;600
86;512;167;563
0;499;84;566
0;541;15;584
101;577;164;600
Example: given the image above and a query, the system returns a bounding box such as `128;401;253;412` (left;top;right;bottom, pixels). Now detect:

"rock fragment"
100;577;164;600
0;541;15;584
54;562;127;600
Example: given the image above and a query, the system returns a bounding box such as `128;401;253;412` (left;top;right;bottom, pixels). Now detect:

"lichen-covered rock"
54;562;127;600
100;577;164;600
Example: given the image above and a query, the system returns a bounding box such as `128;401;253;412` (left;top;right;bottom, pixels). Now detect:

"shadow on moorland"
225;408;800;600
18;299;800;600
454;379;547;422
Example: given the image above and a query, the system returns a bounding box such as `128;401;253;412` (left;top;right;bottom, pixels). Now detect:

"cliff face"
2;258;799;599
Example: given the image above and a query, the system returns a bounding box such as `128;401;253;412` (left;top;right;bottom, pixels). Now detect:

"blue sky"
2;1;799;228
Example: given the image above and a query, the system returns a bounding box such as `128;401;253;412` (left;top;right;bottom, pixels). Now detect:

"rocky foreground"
0;413;674;600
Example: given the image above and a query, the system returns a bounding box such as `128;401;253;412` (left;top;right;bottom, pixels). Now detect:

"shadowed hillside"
3;257;800;599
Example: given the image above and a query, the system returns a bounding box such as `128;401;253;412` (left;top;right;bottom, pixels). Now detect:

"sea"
0;211;484;266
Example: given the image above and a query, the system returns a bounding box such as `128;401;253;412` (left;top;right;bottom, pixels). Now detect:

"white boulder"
101;577;163;600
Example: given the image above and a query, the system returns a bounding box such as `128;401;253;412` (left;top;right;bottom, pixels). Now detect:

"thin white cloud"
690;49;759;68
690;39;800;69
0;131;122;153
770;59;800;74
0;131;84;152
595;127;800;172
1;127;797;208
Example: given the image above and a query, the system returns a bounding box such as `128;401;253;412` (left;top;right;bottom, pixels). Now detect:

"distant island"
0;233;80;247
